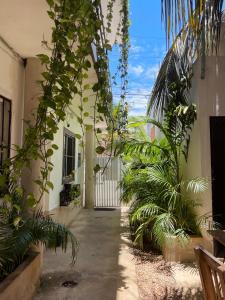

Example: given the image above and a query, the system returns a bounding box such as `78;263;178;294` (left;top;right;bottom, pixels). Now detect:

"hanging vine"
0;0;129;214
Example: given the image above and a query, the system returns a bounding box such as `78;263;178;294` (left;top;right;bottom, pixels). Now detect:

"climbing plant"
0;0;129;207
0;1;129;273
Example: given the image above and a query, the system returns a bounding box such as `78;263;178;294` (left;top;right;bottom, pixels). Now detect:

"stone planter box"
0;252;42;300
162;235;206;262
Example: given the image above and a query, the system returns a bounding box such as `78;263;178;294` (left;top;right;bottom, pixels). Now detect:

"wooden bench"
195;245;225;300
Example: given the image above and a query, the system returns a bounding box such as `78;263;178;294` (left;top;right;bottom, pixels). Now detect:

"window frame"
0;96;12;170
62;128;76;183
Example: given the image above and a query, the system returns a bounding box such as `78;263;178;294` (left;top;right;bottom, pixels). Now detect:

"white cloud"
145;65;160;80
112;82;153;116
125;87;152;116
130;44;143;54
129;64;144;76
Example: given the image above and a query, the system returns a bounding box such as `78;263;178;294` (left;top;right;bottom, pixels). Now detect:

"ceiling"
0;0;121;58
0;0;52;58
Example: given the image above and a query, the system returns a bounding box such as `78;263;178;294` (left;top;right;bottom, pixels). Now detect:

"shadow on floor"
35;208;136;300
161;286;203;300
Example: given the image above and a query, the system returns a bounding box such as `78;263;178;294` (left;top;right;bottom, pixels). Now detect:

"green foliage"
147;30;194;120
0;0;129;206
0;0;130;279
120;104;207;250
94;164;101;174
161;0;223;54
96;146;105;155
69;184;81;201
0;206;78;281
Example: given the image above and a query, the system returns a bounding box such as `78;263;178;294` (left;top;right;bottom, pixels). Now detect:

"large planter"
0;252;42;300
162;235;206;262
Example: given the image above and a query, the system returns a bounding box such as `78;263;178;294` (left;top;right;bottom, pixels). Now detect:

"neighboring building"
0;0;122;212
184;23;225;251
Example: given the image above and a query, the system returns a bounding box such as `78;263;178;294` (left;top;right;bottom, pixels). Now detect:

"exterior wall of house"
48;68;98;211
0;39;25;155
184;42;225;249
21;57;50;210
48;115;84;211
0;0;120;212
101;0;122;45
20;58;98;211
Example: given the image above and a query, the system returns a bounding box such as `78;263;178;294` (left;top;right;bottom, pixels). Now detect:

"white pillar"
84;125;96;208
22;58;49;211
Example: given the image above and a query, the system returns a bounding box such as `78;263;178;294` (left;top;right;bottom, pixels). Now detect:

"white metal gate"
95;156;122;207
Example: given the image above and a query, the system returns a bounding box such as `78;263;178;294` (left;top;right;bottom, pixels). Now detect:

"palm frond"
161;0;223;53
131;203;163;224
146;165;175;192
183;177;208;193
147;27;194;119
133;221;151;249
152;212;176;246
0;209;78;280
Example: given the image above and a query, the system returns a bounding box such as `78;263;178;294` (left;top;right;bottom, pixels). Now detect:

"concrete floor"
35;208;139;300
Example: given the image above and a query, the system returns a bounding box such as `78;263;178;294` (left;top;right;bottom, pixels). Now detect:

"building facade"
0;0;121;212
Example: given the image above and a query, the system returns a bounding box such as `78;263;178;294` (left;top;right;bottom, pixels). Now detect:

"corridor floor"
35;208;139;300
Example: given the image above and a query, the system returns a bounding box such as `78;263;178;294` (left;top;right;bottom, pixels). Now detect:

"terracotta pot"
0;252;42;300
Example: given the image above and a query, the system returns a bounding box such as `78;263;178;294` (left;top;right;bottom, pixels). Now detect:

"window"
63;129;76;181
0;96;11;171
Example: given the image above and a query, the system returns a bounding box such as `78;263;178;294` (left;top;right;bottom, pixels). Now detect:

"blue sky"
110;0;167;116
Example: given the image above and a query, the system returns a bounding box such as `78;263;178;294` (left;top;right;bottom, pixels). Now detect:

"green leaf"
52;144;59;150
96;128;102;134
84;60;91;69
47;181;54;190
46;0;54;7
3;194;12;203
75;134;82;139
13;204;21;212
15;187;23;197
96;146;105;154
92;83;99;92
13;217;22;227
84;112;89;117
83;97;89;103
0;175;6;188
46;149;54;157
34;179;42;186
47;10;55;19
77;116;82;124
26;193;36;208
37;54;50;65
94;164;101;173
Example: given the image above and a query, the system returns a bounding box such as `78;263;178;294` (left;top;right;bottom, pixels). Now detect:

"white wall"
48;70;98;211
22;58;50;210
101;0;122;45
0;33;99;212
48;113;84;211
184;43;225;248
0;40;25;152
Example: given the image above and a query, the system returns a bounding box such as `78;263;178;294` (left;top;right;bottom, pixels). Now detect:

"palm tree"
147;27;194;119
119;101;208;249
149;1;224;119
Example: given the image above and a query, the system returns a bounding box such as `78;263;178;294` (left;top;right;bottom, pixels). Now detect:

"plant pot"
162;235;206;262
0;252;42;300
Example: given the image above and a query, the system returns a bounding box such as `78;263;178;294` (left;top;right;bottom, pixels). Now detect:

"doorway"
210;116;225;229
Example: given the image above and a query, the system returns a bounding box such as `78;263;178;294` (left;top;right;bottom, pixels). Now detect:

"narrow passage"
35;208;139;300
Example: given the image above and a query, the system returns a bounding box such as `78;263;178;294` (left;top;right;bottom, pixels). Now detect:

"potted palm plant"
0;188;78;300
119;93;208;262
